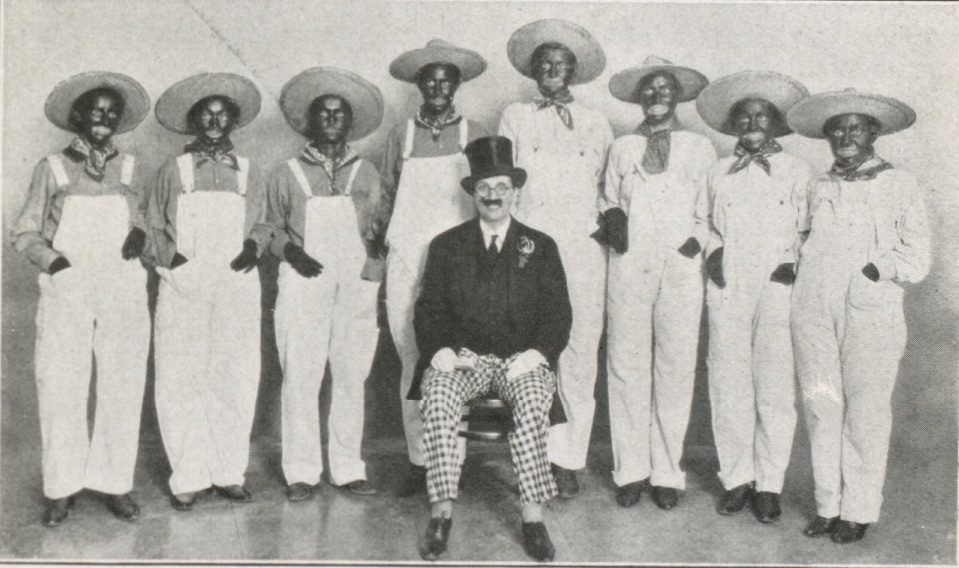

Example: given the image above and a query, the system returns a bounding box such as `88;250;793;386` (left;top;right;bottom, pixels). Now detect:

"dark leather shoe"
421;517;452;560
831;520;869;544
343;479;378;496
803;516;838;537
215;485;252;502
105;493;140;521
41;496;75;527
286;482;315;502
718;482;753;515
652;486;679;510
170;492;197;511
752;491;782;523
522;522;556;562
615;479;647;508
551;464;579;499
397;464;427;497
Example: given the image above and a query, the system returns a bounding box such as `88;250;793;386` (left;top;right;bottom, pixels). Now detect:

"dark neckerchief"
727;139;783;176
636;118;679;174
184;137;239;170
534;89;575;130
415;106;462;141
65;136;119;182
830;154;894;182
300;142;359;192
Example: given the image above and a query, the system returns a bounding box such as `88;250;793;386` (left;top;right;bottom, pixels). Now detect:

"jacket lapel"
504;219;523;315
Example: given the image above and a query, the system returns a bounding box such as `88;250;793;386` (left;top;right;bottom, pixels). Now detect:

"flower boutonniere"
518;236;535;268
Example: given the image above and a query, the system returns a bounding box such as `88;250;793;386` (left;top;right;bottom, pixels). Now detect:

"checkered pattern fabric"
420;349;558;504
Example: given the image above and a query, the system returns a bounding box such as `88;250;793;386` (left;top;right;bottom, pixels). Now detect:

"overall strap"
120;154;136;186
343;160;361;196
458;119;469;152
176;154;195;194
287;158;313;198
402;119;416;160
236;156;250;196
46;154;71;188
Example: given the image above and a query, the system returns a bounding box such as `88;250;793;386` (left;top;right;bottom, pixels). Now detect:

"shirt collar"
300;143;359;174
479;217;511;251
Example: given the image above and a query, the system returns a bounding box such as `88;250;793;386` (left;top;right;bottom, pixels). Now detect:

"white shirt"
480;217;511;252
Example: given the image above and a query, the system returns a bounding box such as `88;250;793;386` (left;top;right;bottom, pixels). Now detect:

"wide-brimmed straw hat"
609;56;708;104
507;19;606;85
786;88;916;139
155;72;261;134
389;39;487;83
696;70;808;137
279;67;384;141
44;71;150;134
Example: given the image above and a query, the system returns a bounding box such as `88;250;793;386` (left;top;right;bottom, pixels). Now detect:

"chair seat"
459;394;512;441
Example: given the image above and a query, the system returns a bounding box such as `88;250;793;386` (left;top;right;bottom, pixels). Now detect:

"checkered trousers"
420;349;558;504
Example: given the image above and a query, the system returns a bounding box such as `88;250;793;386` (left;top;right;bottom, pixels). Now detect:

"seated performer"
410;136;572;562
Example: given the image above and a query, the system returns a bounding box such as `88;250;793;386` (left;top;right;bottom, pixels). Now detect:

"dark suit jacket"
408;216;573;424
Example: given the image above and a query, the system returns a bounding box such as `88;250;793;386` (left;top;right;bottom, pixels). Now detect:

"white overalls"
35;153;149;499
792;168;930;524
385;120;473;467
153;154;261;496
277;158;380;486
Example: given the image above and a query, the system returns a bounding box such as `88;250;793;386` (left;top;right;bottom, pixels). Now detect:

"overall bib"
35;154;149;499
277;159;379;486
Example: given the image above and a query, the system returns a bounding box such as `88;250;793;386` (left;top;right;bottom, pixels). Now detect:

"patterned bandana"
415;106;462;141
534;90;575;130
830;154;894;182
300;142;359;191
636;119;679;174
184;137;239;170
727;139;783;176
66;136;119;182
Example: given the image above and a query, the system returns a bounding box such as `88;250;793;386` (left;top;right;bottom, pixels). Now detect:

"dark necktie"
637;121;671;174
535;93;575;130
488;235;499;256
727;139;783;176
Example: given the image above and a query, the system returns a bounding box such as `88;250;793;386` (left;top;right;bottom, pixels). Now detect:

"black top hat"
460;136;528;193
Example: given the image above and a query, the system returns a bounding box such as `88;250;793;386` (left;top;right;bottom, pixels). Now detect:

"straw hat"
507;19;606;85
279;67;384;141
609;56;708;104
155;72;261;134
389;39;487;83
696;71;808;137
786;88;916;138
44;71;150;134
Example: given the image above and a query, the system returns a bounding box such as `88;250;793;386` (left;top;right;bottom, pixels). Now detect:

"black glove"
706;247;725;288
170;252;188;269
678;237;702;259
770;263;796;285
862;263;880;282
121;227;146;260
590;208;628;254
230;239;259;273
284;242;323;277
49;256;71;275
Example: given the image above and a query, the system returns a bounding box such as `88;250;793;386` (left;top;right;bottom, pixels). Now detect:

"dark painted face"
191;96;236;142
532;45;576;96
72;91;123;146
417;63;461;115
730;98;779;151
637;72;679;124
308;95;353;145
824;113;879;162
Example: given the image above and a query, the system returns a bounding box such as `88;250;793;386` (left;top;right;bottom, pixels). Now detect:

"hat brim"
390;45;487;83
696;71;808;137
786;91;916;139
155;73;261;134
507;19;606;85
280;67;384;141
460;167;528;193
44;71;150;134
609;64;708;104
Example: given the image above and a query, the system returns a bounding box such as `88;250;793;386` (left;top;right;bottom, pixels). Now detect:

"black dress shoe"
421;517;452;560
803;516;838;537
718;482;754;515
521;522;556;562
215;485;252;502
397;464;427;497
652;486;679;510
752;491;782;523
342;479;378;496
831;520;869;544
41;496;75;528
170;492;197;511
615;479;647;508
286;482;315;502
551;464;580;499
105;493;140;521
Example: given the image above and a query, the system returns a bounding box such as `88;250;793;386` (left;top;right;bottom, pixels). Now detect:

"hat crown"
464;136;516;180
426;38;457;49
642;55;673;66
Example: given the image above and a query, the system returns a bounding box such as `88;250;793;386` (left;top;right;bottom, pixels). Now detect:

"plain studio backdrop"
1;0;957;563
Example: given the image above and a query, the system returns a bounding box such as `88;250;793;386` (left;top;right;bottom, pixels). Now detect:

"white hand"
431;348;459;373
506;349;547;380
